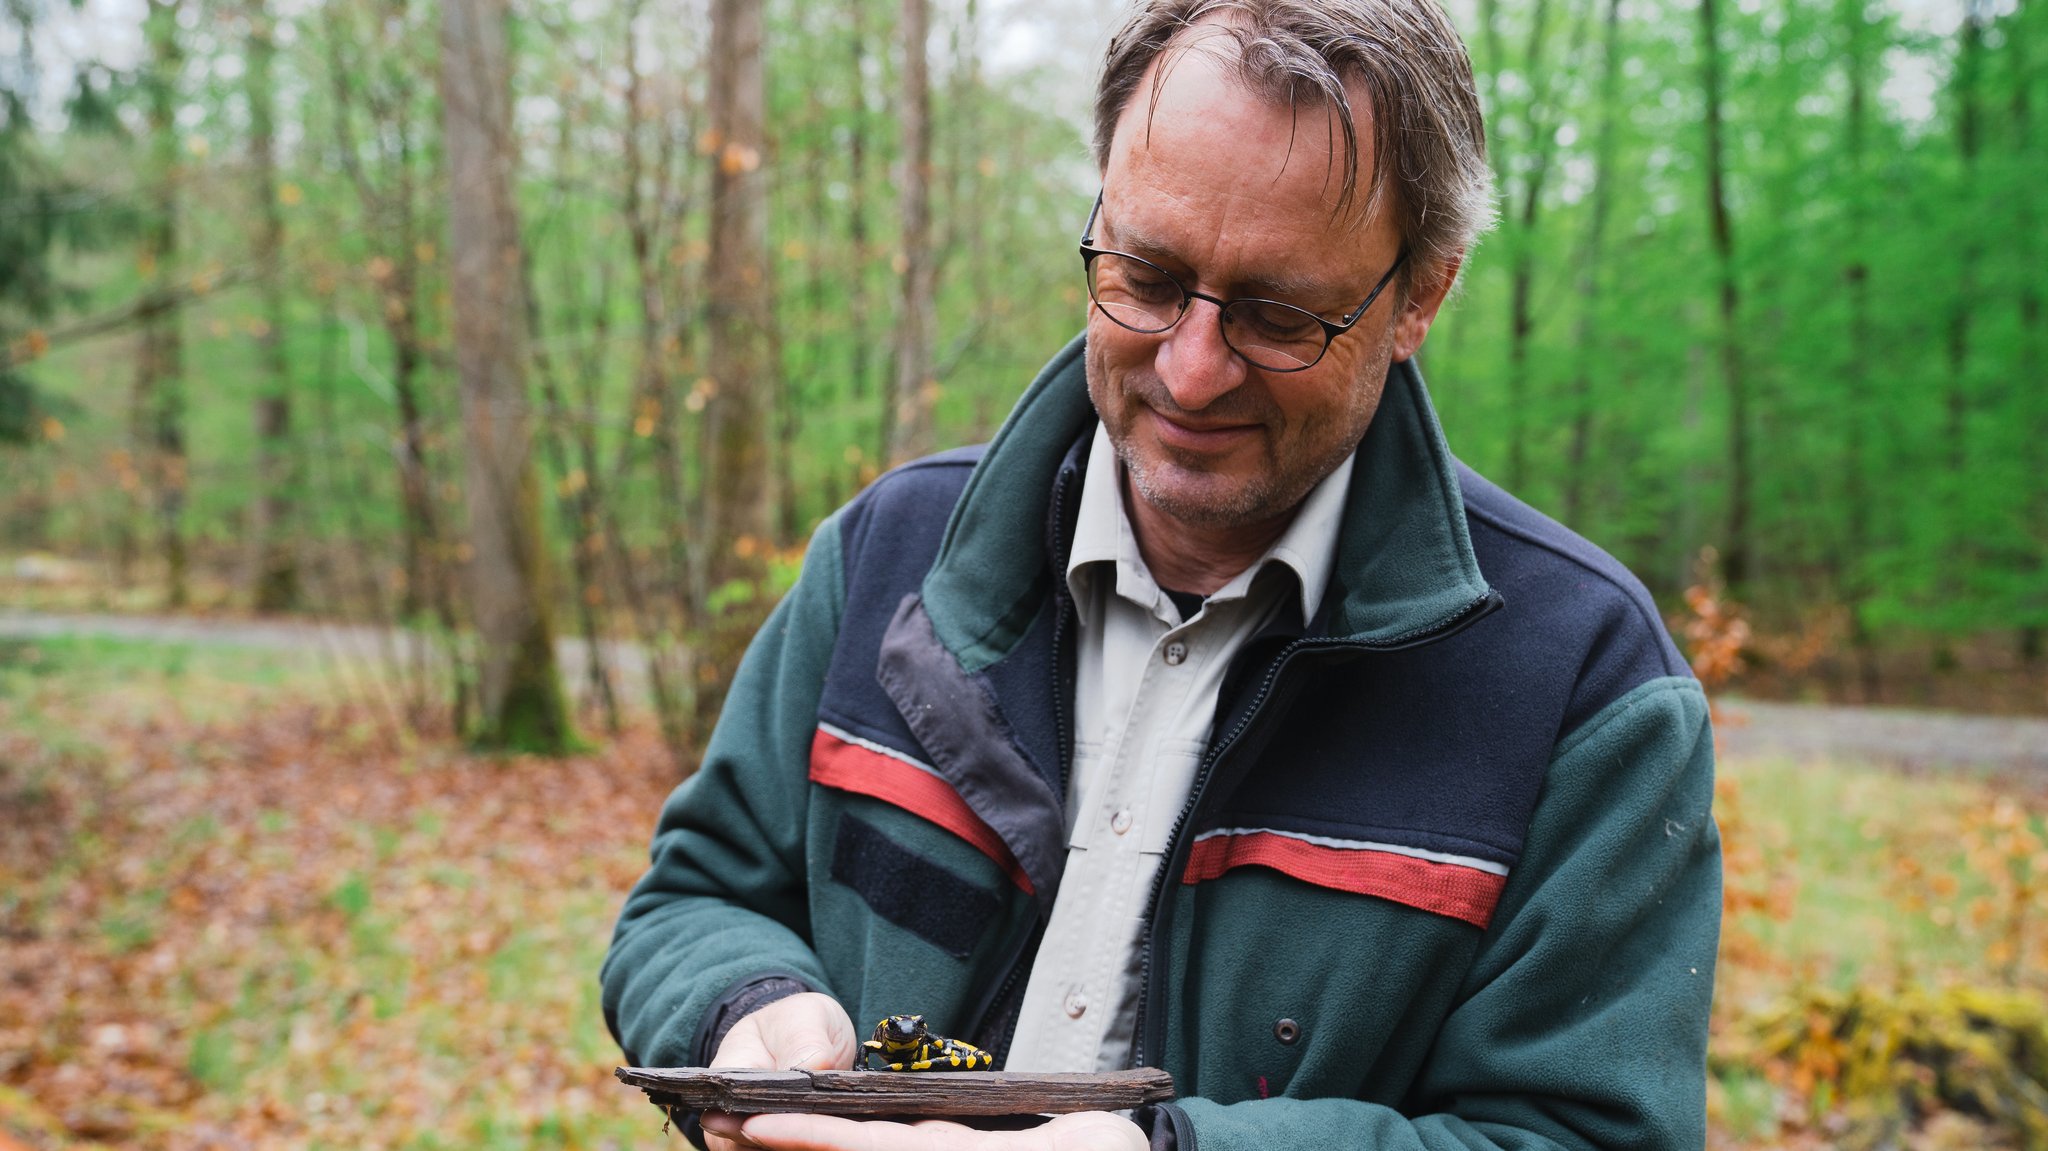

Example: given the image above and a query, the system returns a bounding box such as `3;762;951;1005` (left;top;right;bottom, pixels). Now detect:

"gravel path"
7;608;2045;777
1714;697;2048;776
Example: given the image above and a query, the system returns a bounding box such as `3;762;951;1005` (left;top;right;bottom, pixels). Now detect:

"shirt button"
1111;809;1133;835
1164;641;1187;666
1064;990;1089;1018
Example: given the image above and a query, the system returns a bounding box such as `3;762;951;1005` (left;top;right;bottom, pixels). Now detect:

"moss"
469;622;580;755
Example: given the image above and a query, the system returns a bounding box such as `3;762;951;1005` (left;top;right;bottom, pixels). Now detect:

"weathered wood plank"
614;1067;1176;1117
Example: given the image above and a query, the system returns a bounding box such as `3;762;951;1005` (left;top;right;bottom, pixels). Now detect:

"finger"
709;1021;778;1070
1034;1111;1151;1151
702;1112;763;1151
741;1110;1145;1151
757;998;859;1070
740;1112;919;1151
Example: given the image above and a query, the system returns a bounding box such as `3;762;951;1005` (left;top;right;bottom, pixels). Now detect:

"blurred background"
1;0;2045;1148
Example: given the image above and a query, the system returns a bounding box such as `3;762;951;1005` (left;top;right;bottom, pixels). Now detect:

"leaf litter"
0;676;681;1150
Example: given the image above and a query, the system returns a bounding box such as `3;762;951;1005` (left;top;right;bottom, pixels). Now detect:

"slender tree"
1698;0;1750;588
135;0;187;607
886;0;936;465
324;0;457;636
2014;0;2046;667
699;0;775;726
1838;0;1881;700
1562;0;1623;529
246;0;298;611
441;0;573;751
847;0;873;432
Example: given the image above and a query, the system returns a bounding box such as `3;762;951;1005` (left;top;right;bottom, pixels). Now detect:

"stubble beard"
1115;433;1283;528
1096;382;1352;532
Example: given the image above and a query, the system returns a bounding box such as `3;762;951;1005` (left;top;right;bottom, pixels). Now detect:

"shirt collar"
1065;422;1354;628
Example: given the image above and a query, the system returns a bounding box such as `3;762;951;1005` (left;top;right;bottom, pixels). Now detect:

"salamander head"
872;1014;929;1048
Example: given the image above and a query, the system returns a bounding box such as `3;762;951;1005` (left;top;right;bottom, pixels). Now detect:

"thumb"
708;1016;778;1070
754;993;861;1070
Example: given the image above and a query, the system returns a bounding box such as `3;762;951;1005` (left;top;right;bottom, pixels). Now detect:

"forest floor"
3;623;2047;1150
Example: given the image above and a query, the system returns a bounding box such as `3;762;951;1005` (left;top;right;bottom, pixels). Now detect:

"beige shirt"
1001;423;1353;1073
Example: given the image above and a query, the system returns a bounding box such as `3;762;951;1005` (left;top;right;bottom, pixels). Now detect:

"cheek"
1085;329;1145;405
1083;333;1119;420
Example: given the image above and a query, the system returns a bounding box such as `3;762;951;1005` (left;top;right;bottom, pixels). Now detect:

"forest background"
1;0;2040;745
2;0;2048;1147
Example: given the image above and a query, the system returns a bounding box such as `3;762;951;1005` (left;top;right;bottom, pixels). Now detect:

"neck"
1122;473;1296;596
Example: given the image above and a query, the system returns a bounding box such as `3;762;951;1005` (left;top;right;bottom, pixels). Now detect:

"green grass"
0;632;324;731
1717;750;2020;990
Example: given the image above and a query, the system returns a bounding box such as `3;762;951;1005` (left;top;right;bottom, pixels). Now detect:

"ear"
1391;252;1464;364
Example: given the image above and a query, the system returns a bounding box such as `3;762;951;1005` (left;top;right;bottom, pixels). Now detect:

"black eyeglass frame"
1078;191;1408;373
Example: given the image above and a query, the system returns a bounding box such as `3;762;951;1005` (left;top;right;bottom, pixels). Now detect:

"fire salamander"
861;1014;994;1072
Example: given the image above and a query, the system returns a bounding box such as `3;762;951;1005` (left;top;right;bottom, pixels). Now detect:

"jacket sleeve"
600;514;849;1067
1149;677;1721;1151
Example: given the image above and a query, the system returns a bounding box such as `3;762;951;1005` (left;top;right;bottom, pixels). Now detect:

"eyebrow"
1099;210;1346;305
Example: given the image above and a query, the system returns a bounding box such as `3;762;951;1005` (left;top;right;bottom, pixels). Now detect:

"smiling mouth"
1148;407;1260;447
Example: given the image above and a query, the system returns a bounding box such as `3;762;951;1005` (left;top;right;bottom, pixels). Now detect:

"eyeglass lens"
1086;252;1328;371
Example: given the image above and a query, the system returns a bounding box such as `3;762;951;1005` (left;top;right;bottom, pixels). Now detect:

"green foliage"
0;369;36;443
3;0;2044;717
1436;0;2047;642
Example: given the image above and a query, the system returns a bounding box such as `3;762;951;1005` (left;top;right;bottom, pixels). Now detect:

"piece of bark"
614;1066;1176;1117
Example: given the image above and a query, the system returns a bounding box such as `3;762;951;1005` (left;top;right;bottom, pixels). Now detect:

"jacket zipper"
964;454;1085;1054
1131;589;1503;1070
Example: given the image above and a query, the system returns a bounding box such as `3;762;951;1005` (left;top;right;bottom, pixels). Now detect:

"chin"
1125;456;1281;529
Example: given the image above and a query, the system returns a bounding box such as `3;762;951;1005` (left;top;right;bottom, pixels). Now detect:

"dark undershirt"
1162;586;1205;623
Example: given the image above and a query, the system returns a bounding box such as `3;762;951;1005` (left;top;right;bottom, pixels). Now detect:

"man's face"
1086;42;1449;534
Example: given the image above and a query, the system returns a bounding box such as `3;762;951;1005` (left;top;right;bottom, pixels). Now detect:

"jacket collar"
919;332;1494;669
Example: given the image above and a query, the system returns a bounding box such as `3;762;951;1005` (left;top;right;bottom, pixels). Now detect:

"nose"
1155;297;1247;411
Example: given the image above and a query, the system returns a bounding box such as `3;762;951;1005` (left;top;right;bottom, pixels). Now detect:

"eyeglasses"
1078;191;1407;373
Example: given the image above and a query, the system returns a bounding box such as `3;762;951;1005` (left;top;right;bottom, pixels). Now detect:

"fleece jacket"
601;333;1722;1151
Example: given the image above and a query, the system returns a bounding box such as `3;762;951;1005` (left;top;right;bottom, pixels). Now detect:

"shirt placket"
1071;609;1210;1065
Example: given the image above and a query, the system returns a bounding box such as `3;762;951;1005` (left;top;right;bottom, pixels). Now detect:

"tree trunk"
849;0;873;433
1562;0;1622;529
2015;2;2045;668
700;0;775;726
533;110;621;736
1501;0;1557;495
1840;0;1881;703
620;1;693;611
247;0;299;612
322;4;455;644
1948;1;1989;479
1698;0;1749;589
441;0;573;752
1928;1;1992;674
137;0;187;610
886;0;936;465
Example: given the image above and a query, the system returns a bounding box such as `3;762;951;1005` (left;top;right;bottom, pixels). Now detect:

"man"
602;3;1721;1150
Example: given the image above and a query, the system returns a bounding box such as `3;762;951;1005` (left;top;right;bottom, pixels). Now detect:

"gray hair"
1093;0;1496;290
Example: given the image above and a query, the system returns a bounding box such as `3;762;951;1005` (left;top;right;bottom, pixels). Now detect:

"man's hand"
696;994;1147;1151
725;1111;1149;1151
701;992;861;1151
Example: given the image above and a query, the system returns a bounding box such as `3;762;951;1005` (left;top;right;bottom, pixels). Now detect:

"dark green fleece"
602;336;1720;1151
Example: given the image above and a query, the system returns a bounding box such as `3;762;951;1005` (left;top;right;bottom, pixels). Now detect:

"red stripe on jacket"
1183;831;1505;928
808;728;1034;895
